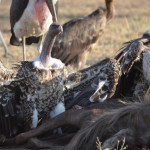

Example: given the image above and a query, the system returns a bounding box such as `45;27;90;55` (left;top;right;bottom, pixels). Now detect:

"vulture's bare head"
143;29;150;39
49;23;63;36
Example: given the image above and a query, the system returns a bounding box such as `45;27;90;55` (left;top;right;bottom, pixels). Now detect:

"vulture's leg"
77;51;90;70
102;128;135;150
22;36;26;61
0;108;103;146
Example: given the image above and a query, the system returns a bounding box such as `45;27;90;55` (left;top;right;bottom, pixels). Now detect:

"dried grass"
0;0;149;67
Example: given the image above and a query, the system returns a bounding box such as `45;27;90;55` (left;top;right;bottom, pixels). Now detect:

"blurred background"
0;0;149;67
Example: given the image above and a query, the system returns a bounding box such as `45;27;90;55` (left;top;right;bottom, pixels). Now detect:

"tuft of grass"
96;137;128;150
96;137;102;150
114;138;128;150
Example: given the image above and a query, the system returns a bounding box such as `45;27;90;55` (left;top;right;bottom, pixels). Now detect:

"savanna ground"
0;0;149;67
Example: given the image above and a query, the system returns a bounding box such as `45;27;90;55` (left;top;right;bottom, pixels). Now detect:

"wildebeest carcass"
1;98;150;150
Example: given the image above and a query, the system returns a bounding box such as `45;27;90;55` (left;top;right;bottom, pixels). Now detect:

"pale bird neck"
40;31;57;68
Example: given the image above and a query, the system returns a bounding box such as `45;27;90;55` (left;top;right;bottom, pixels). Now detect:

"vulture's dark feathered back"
64;58;120;109
52;0;114;69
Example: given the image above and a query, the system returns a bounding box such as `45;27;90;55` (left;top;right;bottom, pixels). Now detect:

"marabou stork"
10;0;58;60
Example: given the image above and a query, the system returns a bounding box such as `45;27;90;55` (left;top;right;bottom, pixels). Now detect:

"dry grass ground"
0;0;149;67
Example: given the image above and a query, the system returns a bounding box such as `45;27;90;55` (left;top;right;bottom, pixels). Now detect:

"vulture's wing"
0;62;21;137
114;30;150;98
64;58;120;109
65;58;112;88
115;38;150;74
0;82;19;137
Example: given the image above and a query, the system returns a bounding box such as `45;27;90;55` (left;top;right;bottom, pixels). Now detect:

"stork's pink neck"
34;0;51;27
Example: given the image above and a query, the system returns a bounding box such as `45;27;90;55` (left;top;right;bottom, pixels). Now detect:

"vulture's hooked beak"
45;0;57;22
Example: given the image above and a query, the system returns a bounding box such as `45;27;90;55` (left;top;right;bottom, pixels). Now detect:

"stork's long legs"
22;36;26;61
37;35;45;53
0;31;9;57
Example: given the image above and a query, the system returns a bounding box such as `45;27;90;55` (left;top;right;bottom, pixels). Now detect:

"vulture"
0;23;66;137
64;29;150;109
115;29;150;99
64;58;120;109
51;0;115;70
10;0;58;60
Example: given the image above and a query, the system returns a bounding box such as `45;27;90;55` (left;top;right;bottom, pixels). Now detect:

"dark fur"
65;101;150;150
0;100;125;147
